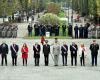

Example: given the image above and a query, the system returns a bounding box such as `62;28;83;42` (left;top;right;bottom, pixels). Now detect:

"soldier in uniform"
27;23;33;37
43;40;50;66
0;25;3;38
2;26;6;38
68;24;72;37
90;40;99;66
61;42;68;66
83;25;88;38
12;25;18;38
7;25;12;38
55;24;60;36
33;42;41;66
70;42;78;66
52;38;60;66
62;24;66;36
0;41;9;66
79;25;84;38
34;23;38;36
41;24;45;36
74;24;79;38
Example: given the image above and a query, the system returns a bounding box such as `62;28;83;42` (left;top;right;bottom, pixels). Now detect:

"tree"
47;2;61;14
38;13;60;25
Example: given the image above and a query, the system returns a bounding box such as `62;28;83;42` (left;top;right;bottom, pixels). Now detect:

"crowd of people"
0;38;99;67
0;23;18;38
27;23;68;37
27;22;91;38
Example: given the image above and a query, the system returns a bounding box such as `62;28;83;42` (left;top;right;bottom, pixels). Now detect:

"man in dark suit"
70;42;78;66
33;42;41;66
0;42;9;66
61;42;68;66
43;40;50;66
10;43;19;66
90;40;99;66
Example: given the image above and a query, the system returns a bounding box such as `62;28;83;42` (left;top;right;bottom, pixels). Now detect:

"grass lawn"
24;28;72;39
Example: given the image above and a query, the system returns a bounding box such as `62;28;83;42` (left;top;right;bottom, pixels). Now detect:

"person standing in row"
33;42;41;66
90;40;99;66
61;42;68;66
21;43;28;66
62;24;66;36
10;42;19;66
79;44;87;66
0;42;8;66
70;42;78;66
43;40;50;66
52;38;60;66
27;23;33;37
74;24;79;38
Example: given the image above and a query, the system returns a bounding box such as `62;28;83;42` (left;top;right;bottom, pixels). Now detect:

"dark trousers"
23;58;27;66
12;56;17;66
1;54;7;66
92;54;97;66
44;55;49;66
80;53;85;66
28;31;32;37
75;32;78;38
71;54;77;66
62;54;67;66
35;58;39;66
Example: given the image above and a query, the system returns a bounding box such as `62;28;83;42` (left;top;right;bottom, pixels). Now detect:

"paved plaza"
0;38;100;80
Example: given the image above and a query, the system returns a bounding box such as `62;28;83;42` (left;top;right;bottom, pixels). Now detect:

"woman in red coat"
21;43;28;66
41;36;45;45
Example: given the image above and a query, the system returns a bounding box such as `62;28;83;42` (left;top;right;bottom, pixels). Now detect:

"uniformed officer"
68;24;72;37
27;23;33;37
83;25;88;38
74;24;79;38
52;38;60;66
43;40;50;66
62;24;66;36
34;23;38;36
90;40;99;66
0;41;9;66
79;25;84;38
2;26;6;38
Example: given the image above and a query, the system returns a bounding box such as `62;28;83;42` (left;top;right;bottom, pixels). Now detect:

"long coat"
21;47;28;58
90;44;99;56
70;44;78;56
0;43;8;55
43;44;50;55
61;45;68;56
10;44;19;57
33;44;41;58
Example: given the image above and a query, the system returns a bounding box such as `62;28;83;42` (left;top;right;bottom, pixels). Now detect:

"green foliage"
38;13;60;25
58;10;65;17
47;2;61;14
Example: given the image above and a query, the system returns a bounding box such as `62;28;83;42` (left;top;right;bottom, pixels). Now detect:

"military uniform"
62;25;66;36
52;43;60;66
